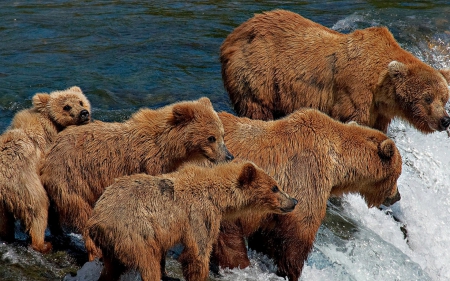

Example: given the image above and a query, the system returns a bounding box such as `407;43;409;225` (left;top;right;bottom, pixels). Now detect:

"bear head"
388;61;450;133
333;123;402;208
237;162;298;214
32;86;91;129
169;97;234;163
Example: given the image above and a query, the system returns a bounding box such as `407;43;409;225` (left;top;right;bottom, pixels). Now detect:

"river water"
1;1;450;281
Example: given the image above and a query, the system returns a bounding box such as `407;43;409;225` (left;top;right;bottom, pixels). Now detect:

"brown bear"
0;86;91;253
86;161;297;281
39;97;233;261
221;9;450;133
210;109;402;281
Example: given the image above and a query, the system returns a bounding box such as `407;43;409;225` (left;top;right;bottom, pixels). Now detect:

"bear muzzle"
225;148;234;162
382;189;401;207
280;198;298;213
439;116;450;131
78;109;90;124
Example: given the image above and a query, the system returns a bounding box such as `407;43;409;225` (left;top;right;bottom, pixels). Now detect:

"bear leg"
83;228;102;261
235;99;275;121
133;247;162;281
179;244;210;281
248;213;321;281
0;202;15;242
29;217;52;254
211;220;250;270
24;179;52;253
99;256;125;281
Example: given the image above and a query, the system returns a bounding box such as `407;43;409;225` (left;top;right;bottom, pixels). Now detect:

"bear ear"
388;61;408;79
171;103;195;125
198;97;213;107
68;86;82;93
32;93;51;110
439;69;450;84
378;139;395;160
238;162;257;187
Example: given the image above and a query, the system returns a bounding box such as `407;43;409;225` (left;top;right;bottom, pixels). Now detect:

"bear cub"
0;86;91;253
87;161;297;281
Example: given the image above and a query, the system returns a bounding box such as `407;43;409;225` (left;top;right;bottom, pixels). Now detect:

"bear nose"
79;109;90;121
292;198;298;206
440;116;450;130
382;189;401;207
225;149;234;161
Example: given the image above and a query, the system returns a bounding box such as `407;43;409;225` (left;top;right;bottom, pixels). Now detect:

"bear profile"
40;97;233;260
0;86;91;253
221;9;450;133
211;109;402;281
86;161;297;281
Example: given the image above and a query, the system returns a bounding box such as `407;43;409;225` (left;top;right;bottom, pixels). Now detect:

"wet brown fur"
221;9;450;133
212;109;402;280
39;97;232;260
0;86;91;253
87;161;297;281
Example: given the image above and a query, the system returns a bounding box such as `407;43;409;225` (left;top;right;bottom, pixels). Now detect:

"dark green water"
1;1;449;280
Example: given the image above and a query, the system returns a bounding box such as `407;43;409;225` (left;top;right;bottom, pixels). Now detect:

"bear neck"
372;71;404;129
11;109;60;151
127;110;191;171
176;169;250;216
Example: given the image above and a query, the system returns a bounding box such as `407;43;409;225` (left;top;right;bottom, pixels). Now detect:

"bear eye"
63;105;72;111
208;136;216;143
79;101;83;106
424;96;433;104
271;186;279;193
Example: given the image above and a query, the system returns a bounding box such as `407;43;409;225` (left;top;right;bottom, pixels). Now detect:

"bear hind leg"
99;255;126;281
135;249;162;281
211;221;250;270
179;245;209;281
239;101;275;120
0;202;15;242
25;180;52;253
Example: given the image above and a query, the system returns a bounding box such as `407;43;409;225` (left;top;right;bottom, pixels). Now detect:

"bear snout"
382;189;401;207
225;148;234;161
79;109;90;123
281;198;298;213
439;116;450;130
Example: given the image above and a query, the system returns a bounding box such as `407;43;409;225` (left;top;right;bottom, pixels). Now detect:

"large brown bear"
86;161;297;281
221;9;450;133
40;97;233;260
211;109;402;281
0;86;91;253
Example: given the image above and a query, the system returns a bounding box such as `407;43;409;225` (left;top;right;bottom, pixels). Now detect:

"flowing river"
1;1;450;280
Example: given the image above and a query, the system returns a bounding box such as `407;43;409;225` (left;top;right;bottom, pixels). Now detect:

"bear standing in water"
87;161;297;281
221;9;450;134
211;109;402;281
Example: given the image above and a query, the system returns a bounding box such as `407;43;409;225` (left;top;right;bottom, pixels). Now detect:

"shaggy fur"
87;161;297;281
221;9;450;133
0;86;91;253
40;97;233;260
211;109;402;281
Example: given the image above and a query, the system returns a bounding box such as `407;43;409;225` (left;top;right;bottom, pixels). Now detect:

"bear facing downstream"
87;161;297;281
0;86;91;253
211;109;402;281
40;97;233;260
221;9;450;133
